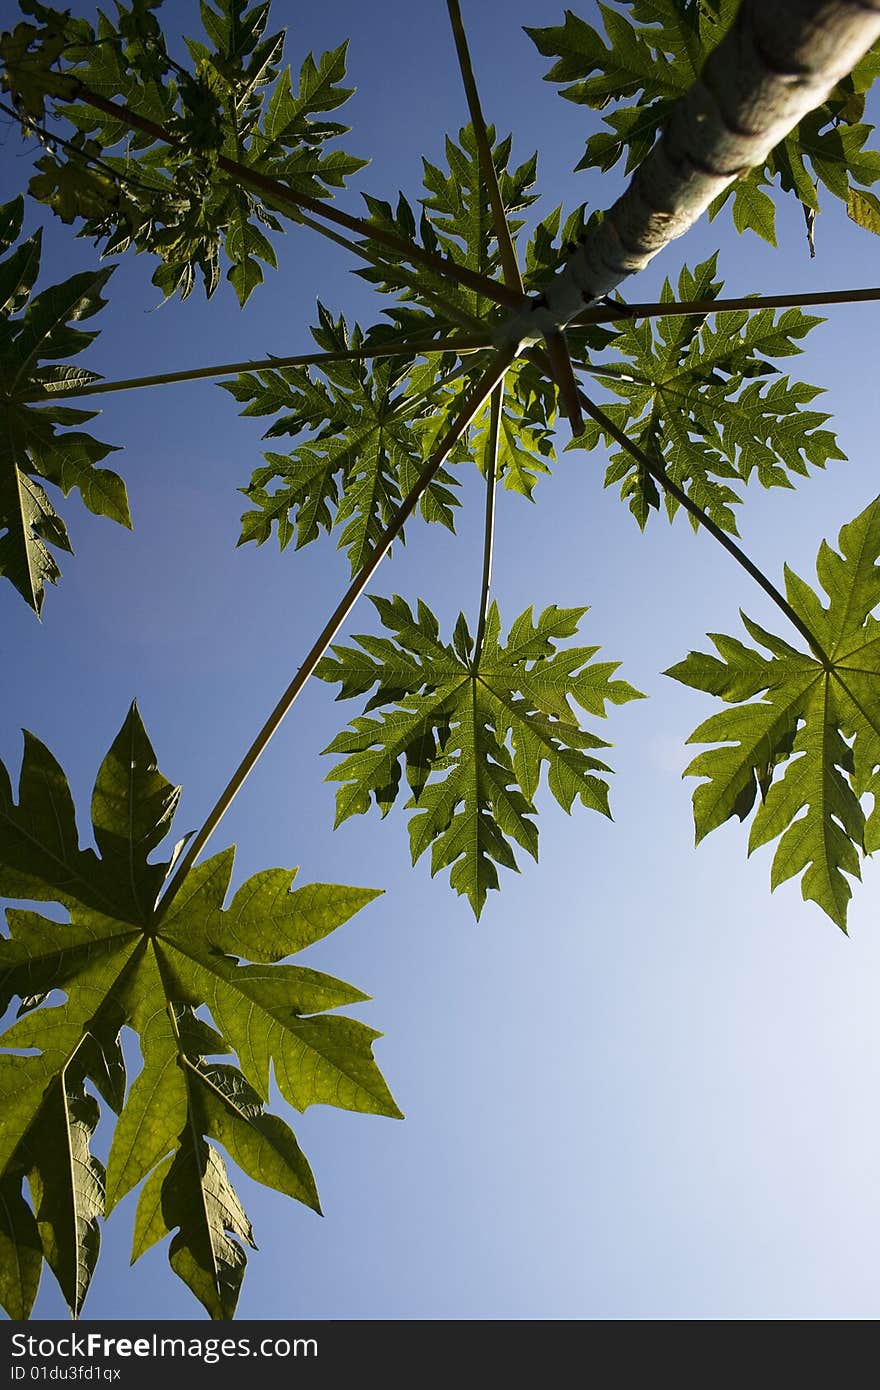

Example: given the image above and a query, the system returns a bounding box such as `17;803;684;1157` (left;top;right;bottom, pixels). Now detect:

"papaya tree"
2;0;880;1321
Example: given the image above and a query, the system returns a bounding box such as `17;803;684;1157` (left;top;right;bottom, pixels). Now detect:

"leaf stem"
446;0;524;297
154;344;518;920
575;389;833;666
12;68;523;310
473;381;503;666
573;285;880;327
23;335;492;401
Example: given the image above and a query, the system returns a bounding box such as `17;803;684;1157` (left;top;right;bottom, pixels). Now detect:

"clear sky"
3;0;880;1321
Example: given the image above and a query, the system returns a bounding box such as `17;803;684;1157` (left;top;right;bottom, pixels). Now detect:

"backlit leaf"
317;595;642;916
0;703;397;1319
0;199;127;613
667;496;880;929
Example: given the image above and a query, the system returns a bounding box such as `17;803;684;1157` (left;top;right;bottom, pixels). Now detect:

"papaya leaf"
667;495;880;931
0;702;398;1320
225;304;460;571
0;1172;42;1321
223;129;608;525
465;356;567;502
358;123;538;340
316;596;643;917
7;0;364;302
0;196;128;614
569;256;844;533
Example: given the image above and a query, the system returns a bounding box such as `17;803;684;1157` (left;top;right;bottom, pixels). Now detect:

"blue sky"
3;0;880;1320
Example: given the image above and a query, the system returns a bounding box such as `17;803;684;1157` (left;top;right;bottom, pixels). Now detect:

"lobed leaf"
569;255;844;532
8;1;365;303
227;305;461;570
667;495;880;929
0;703;397;1319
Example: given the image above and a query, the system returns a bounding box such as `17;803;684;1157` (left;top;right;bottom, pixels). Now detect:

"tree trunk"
500;0;880;345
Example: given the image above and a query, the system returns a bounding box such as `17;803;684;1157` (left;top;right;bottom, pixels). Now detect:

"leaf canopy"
316;595;643;917
354;127;568;500
225;133;624;549
356;123;537;340
0;704;399;1319
667;495;880;930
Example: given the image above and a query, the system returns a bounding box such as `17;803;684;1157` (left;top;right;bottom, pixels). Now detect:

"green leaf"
569;256;844;532
471;359;557;500
667;495;880;930
130;1153;173;1263
23;1081;105;1318
195;1063;320;1210
162;1130;252;1321
0;730;104;913
729;173;778;246
527;2;735;167
0;202;128;613
357;124;537;337
90;700;181;923
0;1175;42;1320
213;875;383;963
0;704;398;1319
222;127;561;532
227;306;461;571
317;595;643;917
15;2;365;303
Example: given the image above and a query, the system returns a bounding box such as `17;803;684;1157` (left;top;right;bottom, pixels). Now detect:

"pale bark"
500;0;880;345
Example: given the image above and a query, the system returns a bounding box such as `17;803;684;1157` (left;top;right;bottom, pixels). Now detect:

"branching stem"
290;205;486;333
473;381;503;666
155;344;517;919
25;282;879;402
